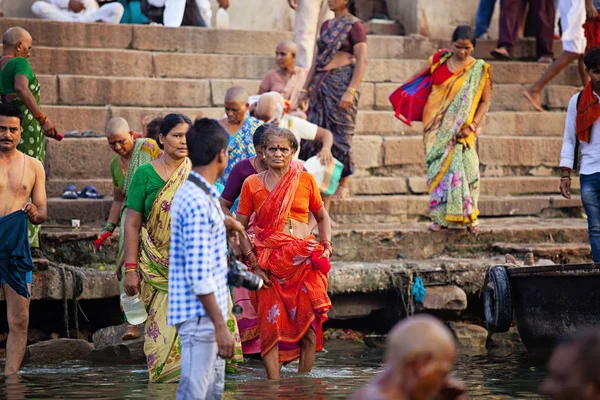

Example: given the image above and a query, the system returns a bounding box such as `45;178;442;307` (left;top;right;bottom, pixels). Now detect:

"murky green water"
0;341;547;399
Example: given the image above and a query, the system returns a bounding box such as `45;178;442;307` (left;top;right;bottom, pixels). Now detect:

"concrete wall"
0;0;36;19
387;0;500;39
209;0;294;31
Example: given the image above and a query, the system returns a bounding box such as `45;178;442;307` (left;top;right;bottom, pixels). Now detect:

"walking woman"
237;126;333;379
298;0;367;201
420;26;492;233
97;117;162;341
122;114;191;383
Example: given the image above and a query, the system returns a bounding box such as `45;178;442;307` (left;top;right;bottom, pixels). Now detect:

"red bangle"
125;262;137;268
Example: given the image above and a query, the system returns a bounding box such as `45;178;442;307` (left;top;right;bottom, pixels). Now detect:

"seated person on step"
259;40;309;118
31;0;125;24
140;0;228;27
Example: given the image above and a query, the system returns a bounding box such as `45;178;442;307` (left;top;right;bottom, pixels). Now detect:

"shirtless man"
351;315;466;400
0;103;47;375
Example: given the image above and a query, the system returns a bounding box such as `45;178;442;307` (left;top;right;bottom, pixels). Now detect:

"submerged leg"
263;345;281;379
298;328;317;373
4;283;31;375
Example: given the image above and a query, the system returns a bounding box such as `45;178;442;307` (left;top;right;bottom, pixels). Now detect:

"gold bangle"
125;269;138;273
346;87;357;95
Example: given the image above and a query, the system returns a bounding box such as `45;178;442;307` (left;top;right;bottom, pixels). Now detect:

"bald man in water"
351;315;466;400
259;40;309;114
217;86;262;185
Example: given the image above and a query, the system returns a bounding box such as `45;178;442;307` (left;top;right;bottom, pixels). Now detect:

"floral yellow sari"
139;158;190;383
423;53;491;227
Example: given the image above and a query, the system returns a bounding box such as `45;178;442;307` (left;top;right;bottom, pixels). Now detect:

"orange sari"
238;169;332;362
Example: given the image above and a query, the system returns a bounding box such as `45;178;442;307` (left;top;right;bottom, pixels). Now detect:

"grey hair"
260;126;298;152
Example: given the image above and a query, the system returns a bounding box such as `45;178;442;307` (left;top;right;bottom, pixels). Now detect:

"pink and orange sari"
238;168;331;362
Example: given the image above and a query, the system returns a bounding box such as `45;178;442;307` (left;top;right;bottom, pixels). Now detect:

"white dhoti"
31;1;124;24
558;0;586;54
294;0;334;68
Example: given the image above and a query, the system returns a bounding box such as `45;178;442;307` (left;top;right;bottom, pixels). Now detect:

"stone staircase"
0;18;588;264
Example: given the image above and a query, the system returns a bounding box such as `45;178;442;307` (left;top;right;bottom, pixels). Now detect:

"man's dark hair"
584;47;600;71
0;103;23;124
254;123;275;148
187;118;229;167
145;116;163;143
159;113;192;150
560;328;600;388
452;25;477;48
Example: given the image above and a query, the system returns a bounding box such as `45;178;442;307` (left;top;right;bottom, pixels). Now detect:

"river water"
1;341;547;399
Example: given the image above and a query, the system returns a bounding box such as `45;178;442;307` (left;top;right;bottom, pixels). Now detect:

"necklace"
162;158;171;179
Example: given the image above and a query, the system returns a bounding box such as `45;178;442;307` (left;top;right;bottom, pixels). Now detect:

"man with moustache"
0;103;47;375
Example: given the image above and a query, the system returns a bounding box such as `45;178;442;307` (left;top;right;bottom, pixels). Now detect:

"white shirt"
278;114;318;158
560;92;600;175
45;0;99;13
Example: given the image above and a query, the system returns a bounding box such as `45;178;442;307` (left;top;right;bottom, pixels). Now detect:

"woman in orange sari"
237;126;332;379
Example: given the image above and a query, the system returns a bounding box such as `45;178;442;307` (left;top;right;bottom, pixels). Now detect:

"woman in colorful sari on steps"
95;117;162;341
0;27;57;249
419;25;492;234
298;0;367;206
122;114;191;383
237;126;333;379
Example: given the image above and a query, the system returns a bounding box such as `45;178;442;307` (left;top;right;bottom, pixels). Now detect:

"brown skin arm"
123;210;143;296
107;186;125;227
339;43;368;110
587;0;599;19
236;213;271;285
315;126;334;165
560;167;572;199
23;158;47;225
14;75;44;117
198;292;235;358
220;197;234;216
314;205;332;259
258;74;271;95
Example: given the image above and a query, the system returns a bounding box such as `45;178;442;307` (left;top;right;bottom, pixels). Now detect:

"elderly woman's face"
106;130;134;158
161;123;189;160
275;45;295;70
265;136;295;169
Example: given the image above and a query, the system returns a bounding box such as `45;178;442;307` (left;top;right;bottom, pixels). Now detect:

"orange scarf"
576;82;600;143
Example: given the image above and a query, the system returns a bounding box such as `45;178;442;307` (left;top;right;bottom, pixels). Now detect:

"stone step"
491;242;592;264
350;176;580;196
46;178;113;198
47;197;113;224
333;218;588;261
45;134;567;181
41;106;567;138
29;52;582;85
0;18;560;60
330;195;582;224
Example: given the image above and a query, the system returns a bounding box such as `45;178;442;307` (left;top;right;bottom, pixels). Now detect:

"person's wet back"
350;315;466;400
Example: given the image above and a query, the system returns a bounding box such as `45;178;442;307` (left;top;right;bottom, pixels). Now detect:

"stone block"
47;197;112;223
356;111;417;136
478;137;562;167
89;338;146;365
492;62;580;86
545;85;580;110
38;75;57;105
110;107;210;131
46;138;112;179
58;76;211;107
422;285;467;311
31;48;153;78
0;18;133;49
489;85;579;112
384;137;424;166
23;339;94;364
153;53;273;80
483;112;566;137
375;83;396;110
46;179;113;198
352;136;384;169
44;105;110;133
210;79;261;106
359;83;375;110
132;25;290;54
363;59;423;83
448;322;488;348
408;177;428;194
349;177;408;195
480;177;569;196
479;195;581;217
367;36;445;60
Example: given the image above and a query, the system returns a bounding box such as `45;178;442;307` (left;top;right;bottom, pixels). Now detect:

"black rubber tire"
483;265;512;333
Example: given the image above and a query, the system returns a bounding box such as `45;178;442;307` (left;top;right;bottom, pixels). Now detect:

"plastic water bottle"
120;293;148;325
216;8;230;29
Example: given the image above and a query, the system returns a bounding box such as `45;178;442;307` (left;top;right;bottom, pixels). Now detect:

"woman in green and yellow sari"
0;28;58;248
122;114;242;383
421;26;492;234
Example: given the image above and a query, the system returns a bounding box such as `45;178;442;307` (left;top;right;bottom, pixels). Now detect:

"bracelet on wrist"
346;87;357;95
125;269;138;274
104;221;117;233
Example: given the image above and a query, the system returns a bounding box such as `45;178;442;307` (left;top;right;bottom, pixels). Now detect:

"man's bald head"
3;27;32;58
255;92;285;123
386;315;457;366
276;40;297;56
105;117;130;138
224;86;249;105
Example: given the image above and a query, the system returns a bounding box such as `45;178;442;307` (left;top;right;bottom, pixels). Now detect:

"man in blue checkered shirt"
168;118;246;400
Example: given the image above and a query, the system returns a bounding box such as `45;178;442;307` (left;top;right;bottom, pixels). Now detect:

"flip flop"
61;184;78;200
78;185;105;199
490;48;513;60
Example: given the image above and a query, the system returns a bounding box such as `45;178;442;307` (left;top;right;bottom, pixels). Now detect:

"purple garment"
221;159;257;203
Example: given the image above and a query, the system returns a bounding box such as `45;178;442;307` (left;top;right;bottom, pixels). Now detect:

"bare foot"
523;89;545;112
537;56;553;64
333;186;350;200
524;252;535;266
505;253;518;264
121;325;140;341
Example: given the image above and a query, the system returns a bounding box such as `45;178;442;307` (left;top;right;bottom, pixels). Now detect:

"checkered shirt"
168;171;229;326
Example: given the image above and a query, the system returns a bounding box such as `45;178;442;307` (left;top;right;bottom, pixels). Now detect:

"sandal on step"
467;225;480;235
428;222;446;232
61;184;78;200
78;185;105;199
490;48;513;60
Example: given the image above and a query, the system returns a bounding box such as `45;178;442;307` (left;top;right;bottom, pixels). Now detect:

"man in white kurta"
32;0;124;24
